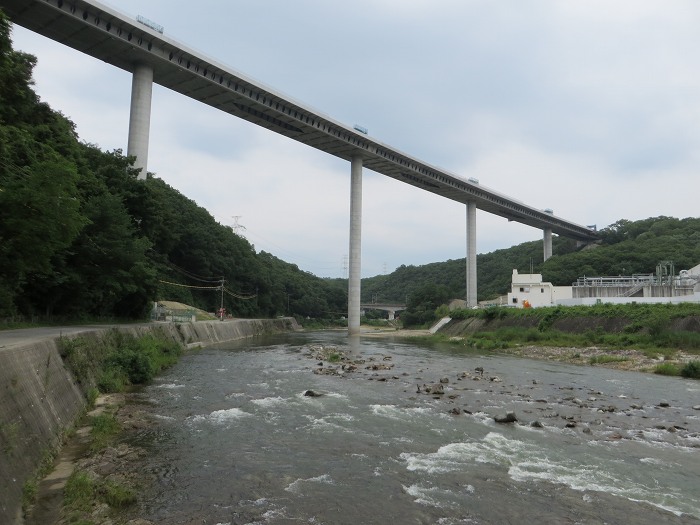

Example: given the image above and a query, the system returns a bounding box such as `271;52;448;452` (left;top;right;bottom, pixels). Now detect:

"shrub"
481;306;507;321
90;332;183;393
435;304;450;319
101;481;137;507
22;480;37;514
680;360;700;379
646;315;667;337
660;331;700;350
97;367;127;393
87;387;99;406
589;355;629;365
524;329;542;342
654;363;680;376
583;329;604;345
64;471;96;511
90;413;120;452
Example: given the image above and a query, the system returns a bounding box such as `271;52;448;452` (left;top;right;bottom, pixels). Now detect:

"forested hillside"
2;11;698;324
362;217;700;304
0;13;346;321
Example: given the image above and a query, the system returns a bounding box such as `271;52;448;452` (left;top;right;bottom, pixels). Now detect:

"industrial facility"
507;262;700;308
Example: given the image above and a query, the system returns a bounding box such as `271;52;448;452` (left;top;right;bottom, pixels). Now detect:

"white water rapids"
124;331;700;525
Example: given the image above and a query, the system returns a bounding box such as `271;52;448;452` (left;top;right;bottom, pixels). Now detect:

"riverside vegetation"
5;5;700;522
21;330;184;523
3;8;700;329
433;302;700;379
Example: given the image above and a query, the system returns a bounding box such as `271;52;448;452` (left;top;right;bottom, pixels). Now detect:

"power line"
223;286;257;300
158;279;219;290
159;279;257;301
165;261;222;283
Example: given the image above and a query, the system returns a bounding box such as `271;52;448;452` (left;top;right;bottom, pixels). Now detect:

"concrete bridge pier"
127;62;154;180
348;155;363;335
466;201;477;307
543;227;553;261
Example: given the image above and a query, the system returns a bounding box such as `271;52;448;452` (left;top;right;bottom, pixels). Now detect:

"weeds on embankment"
426;303;700;378
22;331;184;521
447;303;700;353
655;360;700;378
61;415;137;523
59;329;182;394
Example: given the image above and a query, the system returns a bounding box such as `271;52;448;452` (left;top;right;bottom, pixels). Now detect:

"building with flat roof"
507;270;572;308
507;263;700;308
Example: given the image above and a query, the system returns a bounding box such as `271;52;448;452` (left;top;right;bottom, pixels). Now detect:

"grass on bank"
64;470;137;523
411;303;700;379
57;331;182;516
89;413;120;453
21;434;64;515
22;331;184;518
452;301;700;325
655;360;700;378
60;405;137;522
59;329;183;394
442;303;700;354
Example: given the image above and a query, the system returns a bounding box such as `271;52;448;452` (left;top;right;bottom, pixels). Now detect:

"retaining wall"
0;318;300;524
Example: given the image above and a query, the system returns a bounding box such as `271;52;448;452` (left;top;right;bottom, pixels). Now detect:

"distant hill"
2;13;698;322
361;216;700;303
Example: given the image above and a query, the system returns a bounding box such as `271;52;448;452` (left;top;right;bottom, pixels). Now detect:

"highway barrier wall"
0;318;300;524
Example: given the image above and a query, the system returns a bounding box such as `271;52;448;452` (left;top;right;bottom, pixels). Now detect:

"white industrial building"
507;270;572;308
507;263;700;308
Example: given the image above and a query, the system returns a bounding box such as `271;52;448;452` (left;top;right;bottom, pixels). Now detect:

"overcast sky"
9;1;700;278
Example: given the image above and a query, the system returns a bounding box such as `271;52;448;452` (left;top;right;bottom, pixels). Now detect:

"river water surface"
126;331;700;524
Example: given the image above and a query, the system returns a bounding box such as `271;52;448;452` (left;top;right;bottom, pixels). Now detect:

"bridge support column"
466;201;477;307
543;228;552;261
348;155;363;336
127;63;154;180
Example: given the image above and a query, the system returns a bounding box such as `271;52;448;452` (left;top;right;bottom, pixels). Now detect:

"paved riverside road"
0;324;147;350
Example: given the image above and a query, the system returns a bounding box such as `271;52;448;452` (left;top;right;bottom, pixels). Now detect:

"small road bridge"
360;304;407;321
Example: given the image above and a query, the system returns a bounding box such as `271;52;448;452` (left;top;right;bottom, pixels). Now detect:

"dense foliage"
363;218;700;309
442;302;700;355
59;329;182;394
362;236;580;307
386;220;699;327
2;11;698;325
0;13;346;322
542;217;700;285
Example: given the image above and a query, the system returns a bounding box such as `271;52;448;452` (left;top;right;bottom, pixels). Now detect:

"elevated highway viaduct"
1;0;600;334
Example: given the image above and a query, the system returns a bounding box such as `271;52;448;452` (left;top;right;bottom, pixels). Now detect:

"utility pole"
219;277;225;321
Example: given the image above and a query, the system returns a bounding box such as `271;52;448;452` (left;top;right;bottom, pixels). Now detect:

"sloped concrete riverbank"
0;318;300;525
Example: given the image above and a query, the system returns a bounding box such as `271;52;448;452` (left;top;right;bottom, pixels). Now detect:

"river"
123;331;700;524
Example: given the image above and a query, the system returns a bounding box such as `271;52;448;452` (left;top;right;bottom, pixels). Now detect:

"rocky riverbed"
366;326;699;373
305;342;700;445
36;333;700;524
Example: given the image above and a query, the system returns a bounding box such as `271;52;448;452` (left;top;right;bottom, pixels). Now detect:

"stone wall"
0;318;300;524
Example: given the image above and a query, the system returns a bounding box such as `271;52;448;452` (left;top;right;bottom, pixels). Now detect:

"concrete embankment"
0;318;300;525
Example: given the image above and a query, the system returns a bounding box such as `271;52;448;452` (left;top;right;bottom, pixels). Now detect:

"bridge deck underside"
2;0;598;242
